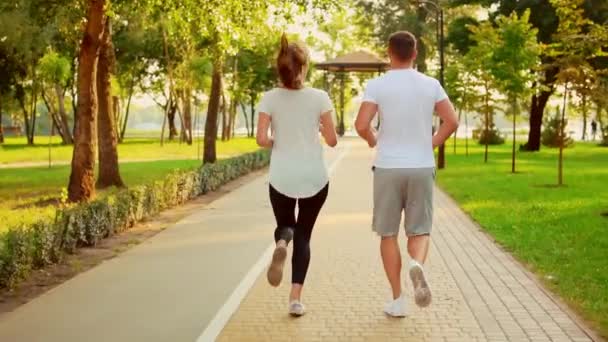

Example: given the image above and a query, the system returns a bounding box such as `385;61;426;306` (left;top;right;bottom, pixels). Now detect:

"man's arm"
433;99;459;148
355;102;378;148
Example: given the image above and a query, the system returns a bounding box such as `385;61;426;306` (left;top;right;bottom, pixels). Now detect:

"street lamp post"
418;0;446;169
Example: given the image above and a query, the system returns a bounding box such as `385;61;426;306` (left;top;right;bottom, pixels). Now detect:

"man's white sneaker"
409;260;432;307
383;295;407;317
289;300;306;317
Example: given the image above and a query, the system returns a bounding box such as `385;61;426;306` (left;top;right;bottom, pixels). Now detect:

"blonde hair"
277;34;309;89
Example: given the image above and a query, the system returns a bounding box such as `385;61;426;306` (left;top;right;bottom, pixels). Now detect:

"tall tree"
489;11;540;173
452;0;608;151
67;0;106;202
38;51;73;144
96;18;124;189
548;0;607;185
465;20;501;163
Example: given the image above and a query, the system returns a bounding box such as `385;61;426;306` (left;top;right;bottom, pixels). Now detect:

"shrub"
0;149;270;288
476;125;505;145
542;108;574;148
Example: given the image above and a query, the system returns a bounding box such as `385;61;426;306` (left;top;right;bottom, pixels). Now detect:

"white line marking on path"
196;144;351;342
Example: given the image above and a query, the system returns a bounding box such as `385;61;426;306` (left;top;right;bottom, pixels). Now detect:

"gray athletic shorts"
372;167;435;237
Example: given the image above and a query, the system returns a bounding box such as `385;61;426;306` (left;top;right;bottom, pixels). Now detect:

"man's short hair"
388;31;417;61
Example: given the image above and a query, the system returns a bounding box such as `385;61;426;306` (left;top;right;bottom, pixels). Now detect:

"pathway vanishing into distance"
0;139;599;342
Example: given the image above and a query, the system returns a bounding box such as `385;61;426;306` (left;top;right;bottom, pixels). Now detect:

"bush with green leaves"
542;109;574;148
476;125;506;145
0;149;270;288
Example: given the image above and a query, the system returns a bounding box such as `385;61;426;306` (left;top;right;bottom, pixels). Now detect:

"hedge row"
0;149;270;288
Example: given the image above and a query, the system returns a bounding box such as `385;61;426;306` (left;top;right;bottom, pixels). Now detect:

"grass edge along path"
436;140;608;339
0;149;271;289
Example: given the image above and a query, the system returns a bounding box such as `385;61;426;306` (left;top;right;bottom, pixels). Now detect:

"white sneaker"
383;295;407;317
289;300;306;317
409;260;432;308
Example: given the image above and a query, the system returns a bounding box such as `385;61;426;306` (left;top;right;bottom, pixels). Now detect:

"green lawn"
0;136;258;164
0;137;259;231
437;139;608;337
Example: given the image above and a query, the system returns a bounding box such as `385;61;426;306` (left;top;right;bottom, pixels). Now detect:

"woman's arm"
320;111;338;147
256;113;273;148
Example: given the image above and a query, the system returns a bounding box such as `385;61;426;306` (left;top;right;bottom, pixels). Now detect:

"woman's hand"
320;111;338;147
256;113;274;148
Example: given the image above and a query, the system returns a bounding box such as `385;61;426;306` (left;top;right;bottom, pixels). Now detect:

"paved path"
219;141;596;342
0;140;598;342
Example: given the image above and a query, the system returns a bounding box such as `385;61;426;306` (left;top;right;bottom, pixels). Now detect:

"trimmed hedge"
0;150;270;288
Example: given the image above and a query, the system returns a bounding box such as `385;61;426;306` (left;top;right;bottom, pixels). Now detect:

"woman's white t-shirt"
258;87;333;198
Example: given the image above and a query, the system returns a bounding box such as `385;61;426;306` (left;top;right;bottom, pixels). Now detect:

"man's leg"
381;236;402;300
373;168;408;316
407;234;430;264
404;168;435;308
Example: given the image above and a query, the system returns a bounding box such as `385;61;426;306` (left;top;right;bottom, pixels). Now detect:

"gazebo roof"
315;50;389;72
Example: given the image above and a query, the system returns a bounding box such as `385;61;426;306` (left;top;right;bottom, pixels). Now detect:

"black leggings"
269;183;329;285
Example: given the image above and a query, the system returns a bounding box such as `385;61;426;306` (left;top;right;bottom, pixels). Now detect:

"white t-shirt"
362;69;448;169
258;87;333;198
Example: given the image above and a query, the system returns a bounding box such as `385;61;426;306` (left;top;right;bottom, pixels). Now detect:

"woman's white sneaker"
289;300;306;317
383;295;407;317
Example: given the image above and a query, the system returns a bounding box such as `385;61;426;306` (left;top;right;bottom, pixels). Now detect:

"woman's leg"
290;184;329;301
268;185;297;287
269;185;297;242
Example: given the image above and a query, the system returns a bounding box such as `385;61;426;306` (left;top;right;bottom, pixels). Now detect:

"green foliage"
542;107;574;148
37;51;71;86
446;16;479;55
476;125;506;145
0;149;271;288
489;11;540;99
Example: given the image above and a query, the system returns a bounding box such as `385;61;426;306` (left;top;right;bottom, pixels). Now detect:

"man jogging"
355;31;459;317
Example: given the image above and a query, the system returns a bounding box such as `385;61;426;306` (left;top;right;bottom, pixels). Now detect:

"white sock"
409;259;423;270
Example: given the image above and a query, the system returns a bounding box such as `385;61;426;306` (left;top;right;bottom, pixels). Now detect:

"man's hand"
355;102;379;149
433;99;459;149
367;127;378;148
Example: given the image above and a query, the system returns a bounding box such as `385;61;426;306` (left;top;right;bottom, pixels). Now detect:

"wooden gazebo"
315;51;389;135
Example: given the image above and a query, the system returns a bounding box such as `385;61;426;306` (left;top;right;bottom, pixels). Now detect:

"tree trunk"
581;93;587;141
168;98;178;140
28;68;38;145
558;83;568;186
250;95;256;138
484;82;490;163
229;98;237;139
119;80;134;142
182;88;193;145
17;88;32;144
0;96;4;143
241;102;250;137
454;107;461;154
464;111;469;156
597;102;605;139
67;0;106;203
511;98;517;174
113;96;120;137
203;59;223;163
41;89;67;143
96;18;124;189
221;91;228;141
522;67;557;151
55;84;73;144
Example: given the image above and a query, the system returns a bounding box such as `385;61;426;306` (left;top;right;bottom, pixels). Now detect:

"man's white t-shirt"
362;69;448;169
258;87;333;198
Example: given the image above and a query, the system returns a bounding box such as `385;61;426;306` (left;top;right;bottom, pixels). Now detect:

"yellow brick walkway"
218;141;596;342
